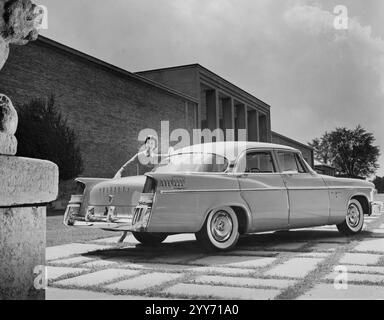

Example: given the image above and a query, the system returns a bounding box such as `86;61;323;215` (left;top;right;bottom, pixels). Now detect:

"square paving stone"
192;275;296;289
298;284;384;300
191;256;276;269
55;269;140;287
47;266;88;282
264;258;323;278
339;253;381;266
46;288;165;300
105;272;182;291
164;283;280;300
325;271;384;284
46;243;111;261
353;239;384;253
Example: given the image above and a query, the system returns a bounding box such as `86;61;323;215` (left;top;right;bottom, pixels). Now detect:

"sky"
39;0;384;176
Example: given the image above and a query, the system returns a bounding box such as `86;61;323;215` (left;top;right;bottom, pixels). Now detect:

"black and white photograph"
1;0;384;305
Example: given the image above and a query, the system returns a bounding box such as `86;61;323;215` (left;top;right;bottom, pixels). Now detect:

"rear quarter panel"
321;175;374;224
147;173;251;233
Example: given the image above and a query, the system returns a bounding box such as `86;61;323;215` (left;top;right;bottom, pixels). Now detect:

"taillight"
143;176;157;194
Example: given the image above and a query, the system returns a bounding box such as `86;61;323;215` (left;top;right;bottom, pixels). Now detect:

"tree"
16;95;84;180
309;126;380;178
373;176;384;193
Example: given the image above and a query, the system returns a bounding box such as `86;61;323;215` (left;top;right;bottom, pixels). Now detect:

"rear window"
152;153;229;173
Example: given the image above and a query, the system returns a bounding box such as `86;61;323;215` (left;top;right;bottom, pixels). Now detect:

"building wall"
0;39;197;178
271;131;314;167
136;66;199;99
139;65;272;142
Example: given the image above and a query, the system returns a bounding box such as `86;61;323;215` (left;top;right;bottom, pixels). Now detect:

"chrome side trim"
159;186;372;195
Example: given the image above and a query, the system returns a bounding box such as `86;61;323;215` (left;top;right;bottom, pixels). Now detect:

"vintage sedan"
64;142;375;251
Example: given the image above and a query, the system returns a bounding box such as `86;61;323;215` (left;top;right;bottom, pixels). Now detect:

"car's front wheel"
132;232;168;246
337;199;364;235
195;207;239;251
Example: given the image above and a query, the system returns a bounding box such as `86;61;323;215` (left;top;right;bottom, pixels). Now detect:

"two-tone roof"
171;141;297;161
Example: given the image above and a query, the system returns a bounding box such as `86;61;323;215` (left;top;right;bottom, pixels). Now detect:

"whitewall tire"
337;199;364;235
195;207;240;251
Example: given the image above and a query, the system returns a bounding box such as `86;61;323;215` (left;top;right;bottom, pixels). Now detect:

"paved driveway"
46;208;384;300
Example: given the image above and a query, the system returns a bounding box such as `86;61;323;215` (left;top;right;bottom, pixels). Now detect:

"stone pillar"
0;0;58;300
0;155;58;300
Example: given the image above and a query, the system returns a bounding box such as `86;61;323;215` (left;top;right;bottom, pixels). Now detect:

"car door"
276;150;330;228
236;149;289;232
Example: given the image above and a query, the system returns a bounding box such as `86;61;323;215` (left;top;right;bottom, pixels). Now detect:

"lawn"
46;211;117;247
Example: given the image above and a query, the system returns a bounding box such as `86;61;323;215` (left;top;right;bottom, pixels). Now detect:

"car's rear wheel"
195;207;239;251
337;199;364;235
132;232;168;246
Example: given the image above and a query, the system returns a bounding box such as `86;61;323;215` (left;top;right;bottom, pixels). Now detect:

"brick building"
0;36;313;180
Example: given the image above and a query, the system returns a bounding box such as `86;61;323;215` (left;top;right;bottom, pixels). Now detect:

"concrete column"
247;108;258;142
206;89;219;131
235;103;247;141
222;97;235;140
259;113;268;142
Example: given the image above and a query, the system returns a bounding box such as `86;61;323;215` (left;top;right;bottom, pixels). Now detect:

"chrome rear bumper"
63;203;152;232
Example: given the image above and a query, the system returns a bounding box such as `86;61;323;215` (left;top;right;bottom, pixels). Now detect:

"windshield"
152;153;229;173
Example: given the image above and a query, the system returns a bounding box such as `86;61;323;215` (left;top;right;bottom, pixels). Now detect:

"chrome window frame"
274;149;314;175
233;148;280;175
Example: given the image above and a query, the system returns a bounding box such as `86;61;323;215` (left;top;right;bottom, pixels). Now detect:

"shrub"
16;95;83;180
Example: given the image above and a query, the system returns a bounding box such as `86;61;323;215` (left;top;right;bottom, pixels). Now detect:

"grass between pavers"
322;278;384;286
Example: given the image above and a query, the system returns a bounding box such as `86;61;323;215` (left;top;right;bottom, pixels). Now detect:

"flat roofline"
136;63;271;109
35;36;198;103
271;131;314;151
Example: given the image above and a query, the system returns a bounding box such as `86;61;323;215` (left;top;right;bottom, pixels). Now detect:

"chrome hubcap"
347;203;361;228
210;211;233;242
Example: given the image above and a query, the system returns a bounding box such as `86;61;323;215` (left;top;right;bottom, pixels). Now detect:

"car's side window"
238;151;276;173
277;151;307;174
